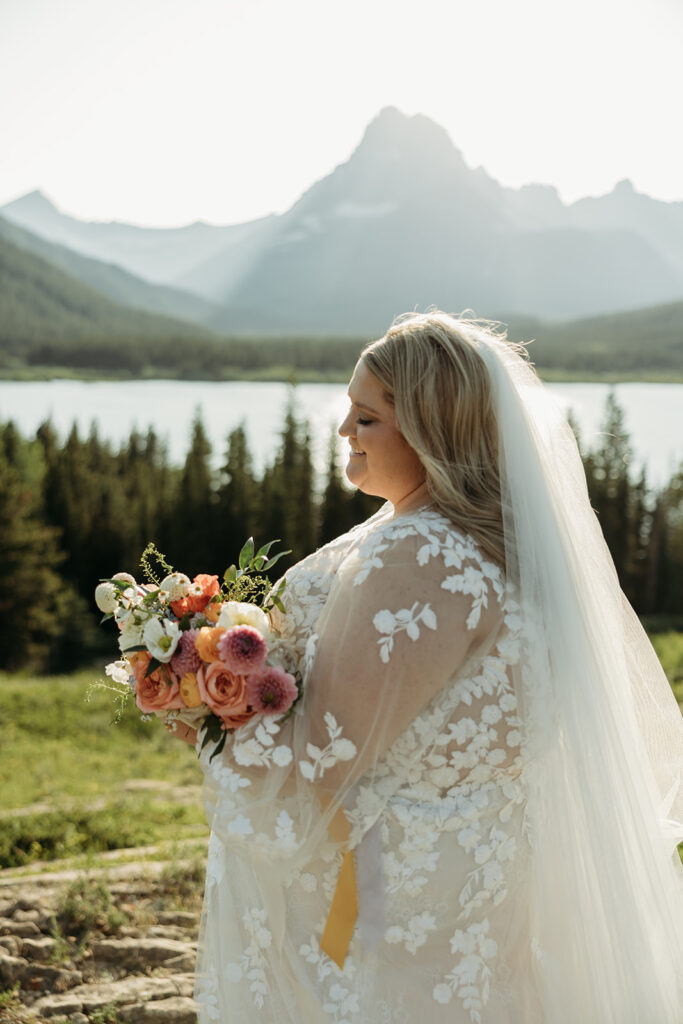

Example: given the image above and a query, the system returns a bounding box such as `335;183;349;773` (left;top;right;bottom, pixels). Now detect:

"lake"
0;379;681;487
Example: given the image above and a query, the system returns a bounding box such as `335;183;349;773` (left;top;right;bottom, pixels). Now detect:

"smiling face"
338;359;427;508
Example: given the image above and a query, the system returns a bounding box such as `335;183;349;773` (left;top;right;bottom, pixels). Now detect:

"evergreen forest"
1;393;681;673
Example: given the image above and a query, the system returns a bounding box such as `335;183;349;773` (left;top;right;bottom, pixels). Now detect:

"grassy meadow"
1;633;682;872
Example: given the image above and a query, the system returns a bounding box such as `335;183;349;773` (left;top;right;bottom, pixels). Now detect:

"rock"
22;935;57;961
91;937;194;970
147;925;188;941
0;916;41;937
0;934;21;955
23;964;83;992
12;907;42;923
162;952;196;972
0;952;28;985
69;1014;89;1024
119;996;198;1023
33;975;184;1016
7;895;46;914
156;911;198;927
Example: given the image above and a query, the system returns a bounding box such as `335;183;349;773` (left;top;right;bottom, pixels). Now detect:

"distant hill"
515;300;683;374
0;215;221;327
0;232;211;371
0;188;276;286
3;107;683;331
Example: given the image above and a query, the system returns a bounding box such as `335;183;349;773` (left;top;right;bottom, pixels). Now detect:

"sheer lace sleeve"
196;509;519;871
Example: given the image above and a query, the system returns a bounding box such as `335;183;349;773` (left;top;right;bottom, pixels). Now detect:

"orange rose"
194;626;225;663
196;661;254;728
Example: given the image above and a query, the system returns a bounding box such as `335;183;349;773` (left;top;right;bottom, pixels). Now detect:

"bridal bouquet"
94;540;300;760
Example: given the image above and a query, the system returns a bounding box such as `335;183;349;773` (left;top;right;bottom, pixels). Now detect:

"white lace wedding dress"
194;503;542;1023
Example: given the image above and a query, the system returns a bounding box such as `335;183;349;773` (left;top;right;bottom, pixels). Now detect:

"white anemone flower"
217;601;270;636
143;618;181;662
159;573;191;602
95;582;118;614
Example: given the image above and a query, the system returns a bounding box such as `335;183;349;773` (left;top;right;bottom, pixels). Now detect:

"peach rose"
171;574;220;617
196;662;255;728
132;653;184;713
194;626;226;663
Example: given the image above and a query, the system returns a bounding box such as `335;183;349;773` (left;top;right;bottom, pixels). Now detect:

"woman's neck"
389;481;432;519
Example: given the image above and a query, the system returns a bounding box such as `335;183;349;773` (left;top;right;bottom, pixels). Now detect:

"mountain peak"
4;189;59;214
356;106;462;165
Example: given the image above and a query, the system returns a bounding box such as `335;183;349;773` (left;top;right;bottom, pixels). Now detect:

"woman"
179;312;683;1022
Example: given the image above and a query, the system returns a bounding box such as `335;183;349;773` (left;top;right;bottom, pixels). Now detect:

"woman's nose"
338;410;353;437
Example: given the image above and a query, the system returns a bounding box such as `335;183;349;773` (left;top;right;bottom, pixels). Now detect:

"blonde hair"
362;311;527;569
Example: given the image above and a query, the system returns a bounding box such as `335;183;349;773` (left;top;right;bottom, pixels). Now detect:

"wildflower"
246;666;298;716
217;625;268;675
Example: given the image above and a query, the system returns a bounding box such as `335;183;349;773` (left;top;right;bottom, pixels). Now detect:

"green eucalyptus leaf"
145;657;161;678
121;644;147;653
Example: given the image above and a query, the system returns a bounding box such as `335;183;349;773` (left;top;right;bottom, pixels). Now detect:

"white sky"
1;0;682;228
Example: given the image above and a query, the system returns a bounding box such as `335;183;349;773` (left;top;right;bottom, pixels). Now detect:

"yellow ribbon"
319;797;358;970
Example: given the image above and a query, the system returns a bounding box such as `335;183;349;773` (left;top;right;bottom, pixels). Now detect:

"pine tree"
214;424;258;569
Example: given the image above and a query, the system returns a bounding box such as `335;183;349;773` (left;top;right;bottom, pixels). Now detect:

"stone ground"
0;854;204;1024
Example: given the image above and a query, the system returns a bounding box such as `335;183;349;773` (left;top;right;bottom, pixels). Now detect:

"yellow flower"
178;672;202;708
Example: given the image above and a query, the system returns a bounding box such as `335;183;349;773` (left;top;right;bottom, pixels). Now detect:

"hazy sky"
2;0;681;227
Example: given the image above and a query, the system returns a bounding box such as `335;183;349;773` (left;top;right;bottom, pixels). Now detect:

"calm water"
1;379;681;486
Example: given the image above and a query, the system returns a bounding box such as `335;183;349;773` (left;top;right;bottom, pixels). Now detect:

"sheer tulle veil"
472;325;683;1019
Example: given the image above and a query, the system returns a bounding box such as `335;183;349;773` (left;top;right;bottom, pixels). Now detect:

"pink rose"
197;661;255;729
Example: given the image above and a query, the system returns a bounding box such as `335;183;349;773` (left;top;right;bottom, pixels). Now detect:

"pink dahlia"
170;628;202;676
217;625;268;675
246;666;298;716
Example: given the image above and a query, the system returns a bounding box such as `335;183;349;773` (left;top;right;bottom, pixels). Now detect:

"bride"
176;312;683;1022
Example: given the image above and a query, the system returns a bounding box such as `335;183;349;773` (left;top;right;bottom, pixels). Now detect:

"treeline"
0;394;681;673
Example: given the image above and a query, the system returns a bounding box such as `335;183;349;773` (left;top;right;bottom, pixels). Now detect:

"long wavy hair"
362;311;527;569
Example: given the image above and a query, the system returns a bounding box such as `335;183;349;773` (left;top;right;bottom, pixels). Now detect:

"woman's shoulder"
352;504;504;581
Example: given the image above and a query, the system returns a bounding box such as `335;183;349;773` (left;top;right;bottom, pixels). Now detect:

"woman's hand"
165;721;197;746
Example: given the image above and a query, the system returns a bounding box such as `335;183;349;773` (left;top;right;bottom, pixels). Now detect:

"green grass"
650;632;683;705
0;668;202;809
0;667;206;869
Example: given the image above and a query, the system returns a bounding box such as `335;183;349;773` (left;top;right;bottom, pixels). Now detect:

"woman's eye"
356;417;373;426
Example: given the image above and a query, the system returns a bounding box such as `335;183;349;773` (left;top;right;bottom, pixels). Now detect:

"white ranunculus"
94;582;118;614
217;601;269;636
143;618;181;662
105;660;130;685
112;572;136;586
159;572;191;602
